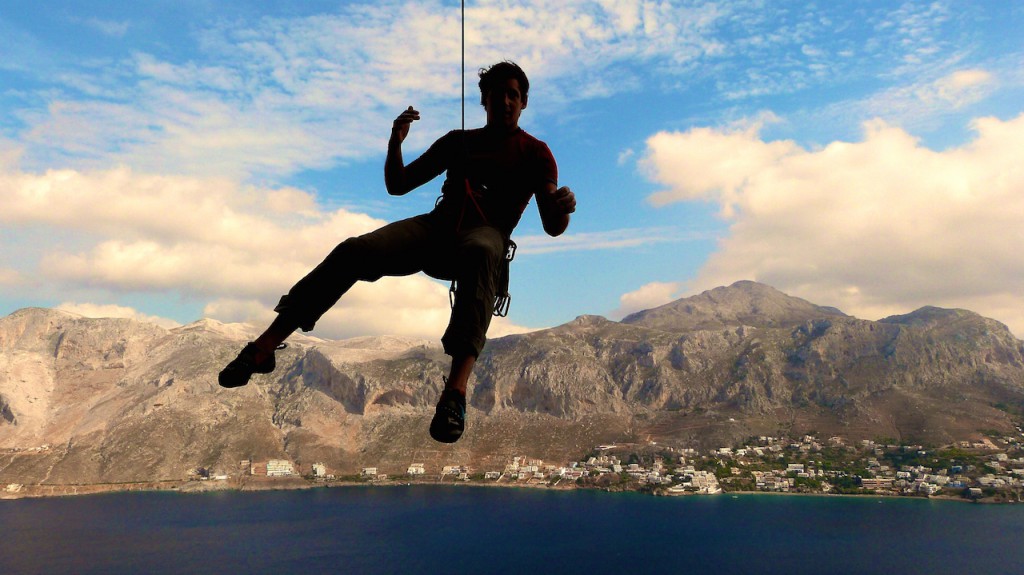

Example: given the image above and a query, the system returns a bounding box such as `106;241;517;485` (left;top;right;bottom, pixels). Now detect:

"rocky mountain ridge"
2;281;1023;485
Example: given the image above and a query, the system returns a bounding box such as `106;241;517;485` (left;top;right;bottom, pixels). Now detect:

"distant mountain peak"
621;280;846;333
876;306;1014;337
4;307;79;322
880;306;976;326
566;315;612;328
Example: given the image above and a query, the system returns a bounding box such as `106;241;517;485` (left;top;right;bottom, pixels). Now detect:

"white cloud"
56;302;180;329
9;1;994;180
0;164;535;342
933;69;995;104
611;281;682;320
201;298;277;328
14;1;735;179
852;68;997;130
517;227;710;255
12;1;978;180
0;166;380;307
203;275;534;341
309;275;536;340
641;112;1024;337
641;124;798;215
202;276;453;341
877;1;951;70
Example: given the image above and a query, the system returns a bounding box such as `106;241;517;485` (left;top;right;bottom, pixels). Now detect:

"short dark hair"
478;61;529;106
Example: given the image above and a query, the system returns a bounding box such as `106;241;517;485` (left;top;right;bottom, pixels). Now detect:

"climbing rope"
462;0;465;133
446;0;515;318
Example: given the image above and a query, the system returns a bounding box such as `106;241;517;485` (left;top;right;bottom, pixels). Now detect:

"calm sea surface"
2;486;1023;574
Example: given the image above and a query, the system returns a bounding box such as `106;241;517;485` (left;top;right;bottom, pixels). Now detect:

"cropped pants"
273;212;505;358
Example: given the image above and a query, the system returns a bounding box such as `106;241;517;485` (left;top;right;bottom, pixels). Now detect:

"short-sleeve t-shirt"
422;127;558;236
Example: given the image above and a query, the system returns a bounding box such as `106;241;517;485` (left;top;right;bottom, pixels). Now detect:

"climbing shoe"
218;343;285;388
429;388;466;443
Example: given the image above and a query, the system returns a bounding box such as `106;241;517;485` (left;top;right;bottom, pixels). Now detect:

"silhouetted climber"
219;61;576;443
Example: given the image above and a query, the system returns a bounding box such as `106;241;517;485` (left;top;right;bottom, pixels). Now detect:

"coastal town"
330;429;1024;502
20;425;1011;503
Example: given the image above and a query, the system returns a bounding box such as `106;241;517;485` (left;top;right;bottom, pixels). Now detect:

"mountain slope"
2;282;1022;485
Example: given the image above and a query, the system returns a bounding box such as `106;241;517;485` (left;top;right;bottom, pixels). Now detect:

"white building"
267;459;294;477
312;462;327;478
408;463;425;476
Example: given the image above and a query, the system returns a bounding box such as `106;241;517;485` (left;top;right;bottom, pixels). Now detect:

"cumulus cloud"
611;281;682;320
202;277;455;341
640;111;1024;336
9;167;360;236
203;279;534;341
0;164;535;341
56;302;181;328
642;123;798;215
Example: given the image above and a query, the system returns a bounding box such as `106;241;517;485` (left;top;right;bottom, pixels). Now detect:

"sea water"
2;486;1022;574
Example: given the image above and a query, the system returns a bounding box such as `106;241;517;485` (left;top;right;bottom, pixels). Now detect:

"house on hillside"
312;462;327;478
267;460;294;477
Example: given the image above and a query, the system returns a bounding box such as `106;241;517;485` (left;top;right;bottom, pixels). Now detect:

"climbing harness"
448;237;516;317
444;177;518;318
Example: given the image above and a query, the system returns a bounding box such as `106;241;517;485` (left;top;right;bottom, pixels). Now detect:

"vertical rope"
461;0;465;133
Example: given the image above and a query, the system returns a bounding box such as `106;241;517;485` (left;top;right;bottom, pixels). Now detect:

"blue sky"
2;0;1023;340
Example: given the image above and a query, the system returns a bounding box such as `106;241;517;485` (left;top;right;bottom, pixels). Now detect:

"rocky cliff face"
2;282;1023;485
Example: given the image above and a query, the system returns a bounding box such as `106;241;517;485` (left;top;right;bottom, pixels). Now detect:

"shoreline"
3;477;1015;504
